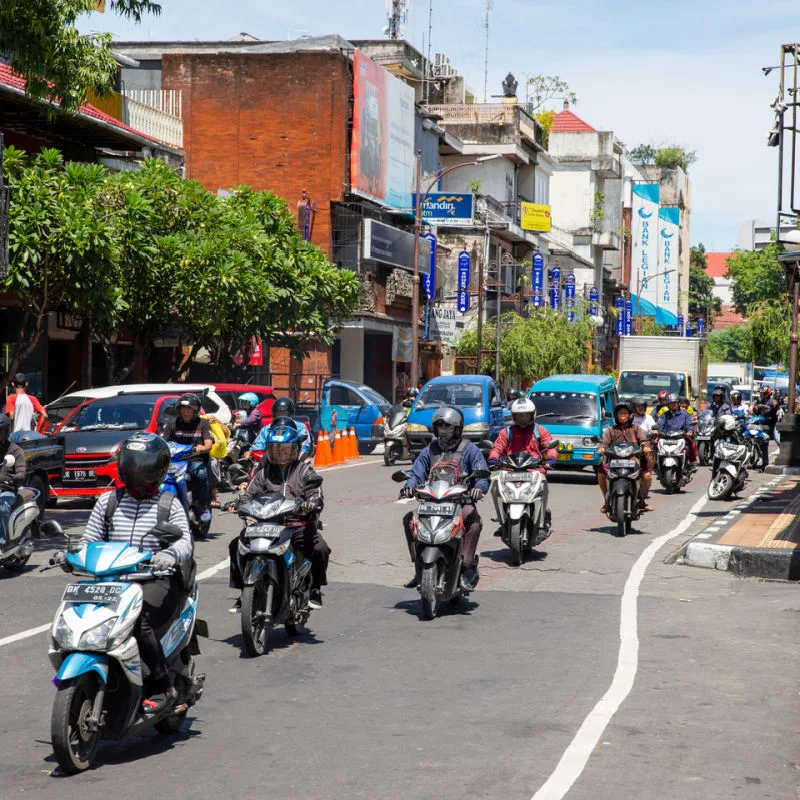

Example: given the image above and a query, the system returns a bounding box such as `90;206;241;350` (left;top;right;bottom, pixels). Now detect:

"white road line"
695;533;712;539
531;492;709;800
319;459;381;472
0;556;232;650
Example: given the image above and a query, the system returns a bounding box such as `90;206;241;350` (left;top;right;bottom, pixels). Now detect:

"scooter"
383;404;409;467
161;442;210;540
708;435;750;500
45;520;207;774
743;414;769;472
654;431;693;494
695;409;716;466
233;488;320;657
603;441;644;537
0;486;41;573
490;450;555;566
392;464;490;620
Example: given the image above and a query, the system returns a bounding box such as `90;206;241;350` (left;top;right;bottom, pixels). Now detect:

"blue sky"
80;0;800;252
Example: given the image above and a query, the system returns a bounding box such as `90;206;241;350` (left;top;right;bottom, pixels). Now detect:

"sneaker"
200;509;212;524
404;575;419;589
228;597;242;614
142;686;176;715
308;588;323;609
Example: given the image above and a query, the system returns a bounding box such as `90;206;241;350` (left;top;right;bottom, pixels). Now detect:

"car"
47;391;186;502
11;429;65;514
38;383;232;435
210;383;276;423
405;375;505;455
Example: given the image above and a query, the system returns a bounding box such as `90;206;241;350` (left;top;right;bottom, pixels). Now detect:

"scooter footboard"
54;652;109;687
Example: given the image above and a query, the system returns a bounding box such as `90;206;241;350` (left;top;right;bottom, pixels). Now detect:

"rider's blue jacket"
404;440;490;495
657;408;696;434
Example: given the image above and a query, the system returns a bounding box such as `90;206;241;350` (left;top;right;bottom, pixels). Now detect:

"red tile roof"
705;251;733;279
0;63;158;143
714;305;748;329
551;109;597;133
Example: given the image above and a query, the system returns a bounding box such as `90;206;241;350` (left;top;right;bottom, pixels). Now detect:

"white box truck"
708;362;752;386
618;336;707;406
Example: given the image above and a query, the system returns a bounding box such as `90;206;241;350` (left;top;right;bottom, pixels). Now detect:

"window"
329;385;365;406
529;392;599;427
416;382;484;409
490;385;502;407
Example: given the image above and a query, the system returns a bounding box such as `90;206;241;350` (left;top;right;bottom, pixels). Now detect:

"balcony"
426;103;545;151
591;216;621;251
86;89;183;149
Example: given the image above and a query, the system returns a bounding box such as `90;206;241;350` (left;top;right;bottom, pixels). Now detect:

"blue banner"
616;296;624;337
589;286;599;317
457;250;471;313
532;253;544;308
624;299;633;336
414;192;475;226
697;317;705;337
423;233;436;301
550;265;561;310
677;313;684;335
685;322;693;337
565;273;576;323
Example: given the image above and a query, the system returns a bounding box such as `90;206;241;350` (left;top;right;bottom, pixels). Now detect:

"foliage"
629;143;697;173
688;244;721;327
534;109;556;148
628;144;658;165
589;192;605;229
707;325;752;362
637;317;666;336
525;75;577;111
725;242;785;315
748;299;791;365
466;179;484;195
0;0;160;111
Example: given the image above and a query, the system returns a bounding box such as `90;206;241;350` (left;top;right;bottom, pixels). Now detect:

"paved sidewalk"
679;475;800;579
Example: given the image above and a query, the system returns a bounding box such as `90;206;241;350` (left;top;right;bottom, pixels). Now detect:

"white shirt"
11;394;34;433
633;413;656;434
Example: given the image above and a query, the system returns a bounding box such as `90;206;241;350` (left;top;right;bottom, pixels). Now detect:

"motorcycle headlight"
53;616;73;649
463;423;490;433
406;423;429;433
78;618;117;651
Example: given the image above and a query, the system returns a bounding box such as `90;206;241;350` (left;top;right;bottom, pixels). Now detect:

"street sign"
616;296;624;336
565;273;576;323
428;307;459;344
624;299;633;336
423;232;436;301
520;202;552;232
532;253;544;308
550;265;560;310
589;286;599;317
457;250;471;313
414;192;474;226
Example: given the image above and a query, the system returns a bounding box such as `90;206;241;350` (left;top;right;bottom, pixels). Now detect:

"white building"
738;218;793;251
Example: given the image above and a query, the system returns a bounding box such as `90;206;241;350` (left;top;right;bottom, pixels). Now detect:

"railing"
427;103;544;148
125;89;182;118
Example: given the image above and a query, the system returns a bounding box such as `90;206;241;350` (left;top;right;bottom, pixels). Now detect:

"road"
0;455;797;799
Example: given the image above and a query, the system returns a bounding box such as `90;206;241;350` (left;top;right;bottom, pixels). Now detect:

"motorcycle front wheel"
507;519;523;566
698;442;709;466
420;561;441;620
241;578;274;657
663;466;678;494
383;442;397;467
615;495;628;537
708;471;734;501
51;674;102;774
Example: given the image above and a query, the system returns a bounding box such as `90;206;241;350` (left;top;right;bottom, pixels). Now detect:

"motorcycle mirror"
391;470;411;483
548;440;561;449
149;521;185;548
38;519;64;539
591;435;602;444
305;473;323;489
478;440;494;451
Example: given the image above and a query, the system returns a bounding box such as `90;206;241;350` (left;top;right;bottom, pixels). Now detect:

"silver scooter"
0;486;41;573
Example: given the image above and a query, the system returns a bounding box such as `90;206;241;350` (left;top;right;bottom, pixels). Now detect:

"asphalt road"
0;455;797;799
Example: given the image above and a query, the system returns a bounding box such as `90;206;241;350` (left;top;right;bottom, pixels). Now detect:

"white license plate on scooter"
62;582;125;608
506;472;533;482
418;503;456;516
610;459;639;468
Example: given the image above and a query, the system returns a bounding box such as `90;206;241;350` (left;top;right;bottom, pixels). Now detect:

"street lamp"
410;152;502;387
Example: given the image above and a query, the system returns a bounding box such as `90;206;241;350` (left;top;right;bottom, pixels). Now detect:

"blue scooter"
162;442;211;540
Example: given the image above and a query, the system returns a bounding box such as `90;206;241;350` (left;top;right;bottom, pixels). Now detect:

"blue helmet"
237;392;259;409
264;417;302;464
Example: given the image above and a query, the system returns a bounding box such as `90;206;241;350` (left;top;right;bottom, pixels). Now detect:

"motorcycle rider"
751;386;779;468
228;417;329;610
401;388;418;411
399;406;489;590
707;385;732;418
656;393;698;469
651;390;671;419
729;390;747;414
249;396;311;459
233;392;263;446
0;414;26;546
598;401;654;513
52;433;193;714
487;397;557;533
161;393;214;524
632;396;657;435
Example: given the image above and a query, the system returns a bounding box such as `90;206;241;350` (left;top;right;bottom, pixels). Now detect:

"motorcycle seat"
12;487;36;509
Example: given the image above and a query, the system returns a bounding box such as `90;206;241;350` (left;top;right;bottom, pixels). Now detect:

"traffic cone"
331;429;345;464
314;431;331;468
349;427;361;459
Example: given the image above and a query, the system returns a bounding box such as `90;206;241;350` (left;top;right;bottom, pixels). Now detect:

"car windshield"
528;392;598;426
618;372;685;400
66;396;159;431
356;385;391;407
415;383;483;409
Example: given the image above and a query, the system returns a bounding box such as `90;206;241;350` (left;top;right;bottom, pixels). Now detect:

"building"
737;218;793;251
705;251;748;329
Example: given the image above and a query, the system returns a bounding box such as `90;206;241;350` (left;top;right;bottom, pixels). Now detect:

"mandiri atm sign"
520;202;552;232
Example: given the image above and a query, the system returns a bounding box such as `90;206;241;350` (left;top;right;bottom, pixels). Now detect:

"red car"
212;384;276;423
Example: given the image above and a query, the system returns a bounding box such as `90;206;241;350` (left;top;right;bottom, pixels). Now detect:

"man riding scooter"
707;385;732;418
0;414;26;547
656;394;698;469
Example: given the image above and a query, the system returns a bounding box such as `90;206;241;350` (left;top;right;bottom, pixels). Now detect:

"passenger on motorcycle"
729;390;747;414
651;390;671;419
707;385;732;417
53;433;193;714
0;414;26;546
162;393;214;524
250;396;311;459
233;392;263;446
679;397;697;419
598;401;654;513
751;386;780;443
399;406;489;590
656;394;698;467
631;396;657;435
228;417;330;609
401;387;418;410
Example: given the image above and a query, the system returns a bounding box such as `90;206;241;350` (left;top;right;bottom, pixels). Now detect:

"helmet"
717;414;738;432
405;388;418;400
510;397;536;428
117;433;170;491
666;393;679;404
657;390;670;404
0;413;10;446
271;396;295;417
431;405;464;444
730;390;742;404
264;416;302;465
613;401;634;421
178;393;201;413
711;385;725;399
760;385;772;398
631;395;647;409
237;392;259;409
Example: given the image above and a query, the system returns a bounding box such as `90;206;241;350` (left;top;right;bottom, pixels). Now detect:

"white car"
41;383;232;433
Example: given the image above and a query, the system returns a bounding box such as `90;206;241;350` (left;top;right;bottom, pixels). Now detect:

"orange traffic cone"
314;431;331;468
349;427;361;459
331;429;345;464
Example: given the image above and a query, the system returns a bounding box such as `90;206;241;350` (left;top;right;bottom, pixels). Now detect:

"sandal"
210;500;222;509
600;504;609;514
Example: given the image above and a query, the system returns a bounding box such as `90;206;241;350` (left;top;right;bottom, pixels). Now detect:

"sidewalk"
679;475;800;580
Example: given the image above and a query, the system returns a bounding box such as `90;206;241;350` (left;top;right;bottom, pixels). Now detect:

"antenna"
386;0;409;39
483;0;492;103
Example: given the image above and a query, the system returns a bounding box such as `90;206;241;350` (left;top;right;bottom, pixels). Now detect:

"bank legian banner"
630;183;660;320
350;50;415;211
657;207;680;326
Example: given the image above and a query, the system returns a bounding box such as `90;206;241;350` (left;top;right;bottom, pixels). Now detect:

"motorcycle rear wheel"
2;551;31;572
242;579;274;657
420;562;441;620
507;519;523;566
708;471;734;501
383;443;397;467
615;495;627;537
51;674;101;774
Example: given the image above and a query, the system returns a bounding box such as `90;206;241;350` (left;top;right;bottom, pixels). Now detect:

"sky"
78;0;800;252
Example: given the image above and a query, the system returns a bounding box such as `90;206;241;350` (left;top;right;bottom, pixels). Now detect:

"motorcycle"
45;520;207;774
489;450;555;566
383;404;409;467
233;486;321;657
0;486;41;573
695;409;716;466
392;464;490;620
162;442;210;540
603;441;645;537
707;436;750;500
743;414;769;472
654;431;693;494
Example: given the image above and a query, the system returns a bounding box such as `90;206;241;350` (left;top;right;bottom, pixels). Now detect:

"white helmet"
510;397;536;427
717;414;737;432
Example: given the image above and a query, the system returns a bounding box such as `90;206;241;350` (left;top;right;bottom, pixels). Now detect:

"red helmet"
760;386;772;398
657;390;670;403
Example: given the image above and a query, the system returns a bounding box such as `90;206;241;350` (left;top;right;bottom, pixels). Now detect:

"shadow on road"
219;628;324;657
393;596;479;619
480;544;549;566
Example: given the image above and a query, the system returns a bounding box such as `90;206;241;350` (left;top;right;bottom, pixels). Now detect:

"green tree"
688;244;721;327
628;144;658;165
525;75;577;111
707;325;752;362
0;1;160;111
725;243;785;315
629;143;697;173
748;299;791;365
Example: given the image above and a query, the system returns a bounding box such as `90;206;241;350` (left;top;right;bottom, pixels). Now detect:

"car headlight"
53;616;73;649
582;437;596;447
406;423;429;433
78;618;117;650
463;423;490;433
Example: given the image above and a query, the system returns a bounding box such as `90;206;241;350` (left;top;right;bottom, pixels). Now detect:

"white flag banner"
631;183;660;318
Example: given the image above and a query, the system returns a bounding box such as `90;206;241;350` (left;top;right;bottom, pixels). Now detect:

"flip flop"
210;500;222;509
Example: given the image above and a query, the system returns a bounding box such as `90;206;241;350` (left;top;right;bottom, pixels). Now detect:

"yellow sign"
520;202;552;232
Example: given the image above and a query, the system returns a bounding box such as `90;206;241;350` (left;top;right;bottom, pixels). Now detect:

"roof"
714;305;748;329
705;252;732;279
551;109;597;133
530;374;614;390
424;375;493;384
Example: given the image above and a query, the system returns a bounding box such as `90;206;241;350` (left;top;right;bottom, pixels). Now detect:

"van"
406;375;505;455
527;374;617;470
318;379;392;452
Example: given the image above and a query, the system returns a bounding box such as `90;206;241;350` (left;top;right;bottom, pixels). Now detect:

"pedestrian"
4;373;47;434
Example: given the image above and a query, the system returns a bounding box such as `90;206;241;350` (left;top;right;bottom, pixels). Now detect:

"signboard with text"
362;219;430;273
520;202;552;232
414;192;474;226
428;307;459;344
457;250;471;313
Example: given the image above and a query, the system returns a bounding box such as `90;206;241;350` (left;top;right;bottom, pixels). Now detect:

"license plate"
244;523;284;538
506;472;533;481
62;582;125;607
418;503;455;516
557;453;571;462
610;459;639;468
63;468;97;483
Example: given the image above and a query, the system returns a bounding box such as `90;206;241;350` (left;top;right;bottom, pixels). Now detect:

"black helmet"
631;395;647;409
431;405;464;444
667;393;679;404
117;433;170;490
271;396;295;417
178;393;201;412
405;388;418;400
613;401;634;420
0;413;11;446
711;385;725;399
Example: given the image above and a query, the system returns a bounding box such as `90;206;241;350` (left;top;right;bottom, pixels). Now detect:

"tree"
0;1;160;111
707;325;752;362
748;299;791;365
688;244;721;327
628;144;658;165
725;243;786;315
629;143;697;173
525;75;577;111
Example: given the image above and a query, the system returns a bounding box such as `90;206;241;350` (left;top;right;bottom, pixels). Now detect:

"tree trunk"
132;331;152;383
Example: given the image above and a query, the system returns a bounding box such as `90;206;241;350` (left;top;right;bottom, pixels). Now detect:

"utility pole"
482;0;492;103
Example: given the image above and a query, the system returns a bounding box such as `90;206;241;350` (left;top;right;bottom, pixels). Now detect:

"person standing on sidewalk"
5;373;47;433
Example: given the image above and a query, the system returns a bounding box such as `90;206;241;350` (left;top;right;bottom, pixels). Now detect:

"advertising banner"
549;265;560;310
415;192;474;226
616;296;624;337
565;273;576;323
631;183;660;319
657;207;680;325
362;219;430;273
697;317;705;337
520;202;552;232
457;250;471;313
423;233;436;300
589;286;599;317
429;307;459;344
532;253;544;308
351;50;415;211
624;299;633;336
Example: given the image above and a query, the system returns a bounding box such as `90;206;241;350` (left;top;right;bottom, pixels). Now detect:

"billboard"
414;192;474;226
520;202;552;232
631;183;660;319
362;219;430;274
351;50;415;211
657;207;680;326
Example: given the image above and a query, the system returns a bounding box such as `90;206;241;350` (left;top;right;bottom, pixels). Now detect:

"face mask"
435;423;458;446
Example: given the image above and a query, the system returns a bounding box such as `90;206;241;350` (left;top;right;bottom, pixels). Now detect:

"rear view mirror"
38;520;64;539
149;521;185;548
392;470;411;483
478;440;494;450
305;473;323;489
548;440;561;450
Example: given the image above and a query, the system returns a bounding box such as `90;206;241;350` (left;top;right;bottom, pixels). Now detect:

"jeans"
0;490;15;546
186;460;210;507
135;575;181;694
